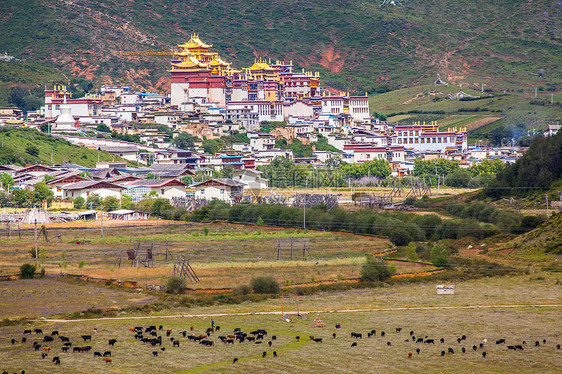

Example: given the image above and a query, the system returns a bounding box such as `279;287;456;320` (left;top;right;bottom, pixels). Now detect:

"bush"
251;276;280;294
406;242;418;262
389;228;412;246
165;276;187;294
403;196;416;206
360;256;395;282
232;284;252;296
74;196;85;209
20;263;36;279
430;243;449;268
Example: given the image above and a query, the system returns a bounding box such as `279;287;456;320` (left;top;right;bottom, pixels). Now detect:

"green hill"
0;0;560;95
0;128;124;168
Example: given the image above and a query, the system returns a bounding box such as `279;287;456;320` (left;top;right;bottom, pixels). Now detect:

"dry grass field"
0;274;560;373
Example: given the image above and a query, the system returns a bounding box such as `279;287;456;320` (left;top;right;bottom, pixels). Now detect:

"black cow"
351;342;357;347
108;339;117;346
61;347;69;352
43;336;54;342
34;329;43;334
152;351;158;357
52;357;60;365
448;348;454;354
173;341;180;347
51;331;59;336
416;338;424;343
313;338;322;343
262;351;267;358
416;348;420;354
482;352;487;358
103;351;111;357
273;351;278;357
23;330;32;335
424;339;435;344
496;339;506;345
81;335;91;342
94;352;102;357
387;342;391;347
232;358;238;364
11;339;16;345
461;347;466;353
440;338;445;343
441;351;445;356
472;345;477;351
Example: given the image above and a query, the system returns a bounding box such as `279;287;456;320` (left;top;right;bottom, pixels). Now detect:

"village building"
123;179;187;201
191;178;245;203
62;180;125;200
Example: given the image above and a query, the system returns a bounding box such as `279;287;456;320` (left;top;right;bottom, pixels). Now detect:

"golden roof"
249;59;275;71
208;56;230;67
171;55;206;69
178;34;212;50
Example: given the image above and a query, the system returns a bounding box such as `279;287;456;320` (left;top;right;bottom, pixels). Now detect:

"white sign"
436;285;455;295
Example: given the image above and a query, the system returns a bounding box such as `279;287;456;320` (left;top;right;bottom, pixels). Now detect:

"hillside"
0;0;560;96
0;128;124;167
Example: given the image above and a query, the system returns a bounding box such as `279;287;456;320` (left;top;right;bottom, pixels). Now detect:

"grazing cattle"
11;339;16;345
42;353;48;359
22;337;26;343
268;341;272;347
416;338;424;343
424;339;435;344
313;338;323;343
59;336;70;342
408;352;412;358
272;335;276;340
129;327;136;332
161;347;166;352
381;331;385;337
273;351;278;357
63;342;72;347
448;348;454;354
496;339;506;345
295;336;300;341
479;343;484;349
206;328;214;335
461;335;467;341
543;339;546;344
457;338;462;344
351;332;362;339
515;345;524;351
181;331;187;337
159;325;163;331
81;335;91;342
51;331;58;336
412;336;416;341
103;351;111;357
396;328;402;333
152;351;158;357
34;344;42;351
262;351;267;358
94;352;102;357
387;342;391;347
483;339;487;345
557;344;560;350
103;358;112;364
472;345;478;351
535;341;540;347
43;336;54;342
34;329;43;334
507;346;516;350
226;339;234;344
61;347;69;353
108;339;117;346
410;331;414;336
23;330;32;335
72;347;82;353
215;326;220;331
351;342;358;347
440;338;445;343
232;358;238;364
190;326;194;331
52;357;60;365
441;351;445;357
522;341;526;345
257;334;264;340
43;347;51;352
173;341;180;347
255;341;262;344
84;346;92;352
461;347;466;353
247;337;256;342
482;352;487;358
416;348;420;355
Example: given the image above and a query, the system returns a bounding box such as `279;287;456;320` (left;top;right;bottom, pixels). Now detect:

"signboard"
436;285;455;295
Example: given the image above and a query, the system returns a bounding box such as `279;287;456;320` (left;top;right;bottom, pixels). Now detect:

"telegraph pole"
303;176;307;231
546;195;549;219
100;206;104;238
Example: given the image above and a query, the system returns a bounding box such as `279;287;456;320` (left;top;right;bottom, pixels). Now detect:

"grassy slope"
0;0;560;94
0;128;123;167
369;83;561;142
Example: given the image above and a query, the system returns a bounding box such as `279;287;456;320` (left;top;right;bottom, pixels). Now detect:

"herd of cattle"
2;323;560;373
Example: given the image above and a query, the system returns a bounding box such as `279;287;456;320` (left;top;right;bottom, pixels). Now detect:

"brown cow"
408;352;412;358
103;358;112;364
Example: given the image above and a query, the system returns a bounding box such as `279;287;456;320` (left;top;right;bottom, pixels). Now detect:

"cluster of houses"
0;162;269;205
0;34;539;184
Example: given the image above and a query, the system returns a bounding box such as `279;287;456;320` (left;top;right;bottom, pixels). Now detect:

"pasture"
0;220;423;289
0;273;560;373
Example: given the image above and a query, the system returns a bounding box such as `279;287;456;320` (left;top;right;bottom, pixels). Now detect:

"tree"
166;276;187;294
406;242;418;262
360;256;395;282
103;196;120;211
430;243;449;267
172;133;195;150
220;165;234;178
0;172;14;191
251;276;280;294
12;189;35;207
469;159;505;176
25;145;39;157
445;169;472;187
96;124;111;133
34;182;54;205
372;111;387;121
74;196;85;209
488;126;512;146
413;159;460;176
120;194;134;209
146;173;157;180
86;194;102;209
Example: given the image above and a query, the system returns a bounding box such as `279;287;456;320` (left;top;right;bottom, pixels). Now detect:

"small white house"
46;173;90;198
123;179;187;202
191;178;245;203
232;169;269;190
62;180;125;200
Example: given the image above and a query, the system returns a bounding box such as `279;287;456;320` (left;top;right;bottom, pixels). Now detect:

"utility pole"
546;195;549;219
303;176;307;231
34;218;38;260
100;206;104;238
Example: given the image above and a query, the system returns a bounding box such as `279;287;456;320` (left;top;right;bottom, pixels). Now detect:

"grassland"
0;273;560;373
0;128;124;167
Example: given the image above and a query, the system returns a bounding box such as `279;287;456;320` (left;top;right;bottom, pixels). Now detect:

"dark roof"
63;180;125;190
191;178;246;188
125;179;187;188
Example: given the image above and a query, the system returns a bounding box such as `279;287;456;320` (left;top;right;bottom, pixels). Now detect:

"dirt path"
38;304;561;323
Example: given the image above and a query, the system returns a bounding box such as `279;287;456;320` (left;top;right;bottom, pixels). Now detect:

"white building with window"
191;178;245;203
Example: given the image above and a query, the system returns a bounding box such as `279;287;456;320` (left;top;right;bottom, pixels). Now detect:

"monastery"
169;34;370;128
